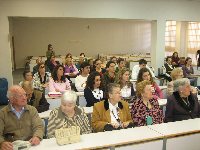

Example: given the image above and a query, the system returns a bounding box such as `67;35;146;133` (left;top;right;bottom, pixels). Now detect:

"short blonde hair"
171;67;183;80
21;81;33;91
61;90;77;105
136;80;151;97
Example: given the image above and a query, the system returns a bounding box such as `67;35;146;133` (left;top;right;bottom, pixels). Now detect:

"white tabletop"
148;118;200;138
30;126;163;150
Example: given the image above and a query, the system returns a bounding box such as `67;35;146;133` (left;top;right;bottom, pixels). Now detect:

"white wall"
12;18;151;68
1;0;200;86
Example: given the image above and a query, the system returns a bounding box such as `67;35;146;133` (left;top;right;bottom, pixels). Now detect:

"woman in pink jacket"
136;68;163;99
49;65;71;92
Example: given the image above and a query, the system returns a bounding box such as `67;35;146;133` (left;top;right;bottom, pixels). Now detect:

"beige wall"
1;0;200;85
12;18;151;68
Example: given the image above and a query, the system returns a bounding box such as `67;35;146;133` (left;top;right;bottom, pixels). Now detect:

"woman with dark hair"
136;68;163;99
33;62;51;92
171;52;180;67
47;55;60;73
46;44;55;61
19;70;33;86
84;71;104;107
92;59;106;76
115;68;136;102
49;64;71;92
196;50;200;70
182;57;198;87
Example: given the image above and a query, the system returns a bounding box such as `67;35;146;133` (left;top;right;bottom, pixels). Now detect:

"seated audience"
165;78;200;122
102;61;117;97
84;71;104;107
131;59;155;80
47;90;91;138
46;44;55;61
0;85;44;149
167;67;197;95
76;53;86;71
115;58;126;73
171;52;180;67
75;62;90;92
92;83;134;132
46;55;60;73
64;57;79;79
115;68;136;102
33;62;51;93
136;68;163;99
182;57;198;87
33;57;50;75
131;80;163;126
33;57;42;75
21;81;49;113
167;67;184;95
49;65;71;92
87;58;94;73
164;56;174;81
19;70;33;86
92;59;106;76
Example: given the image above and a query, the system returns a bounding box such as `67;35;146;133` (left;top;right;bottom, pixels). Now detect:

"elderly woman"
167;67;197;95
47;90;91;138
92;83;134;132
165;78;200;122
33;62;51;93
131;80;163;126
136;68;163;99
114;68;136;102
49;64;71;92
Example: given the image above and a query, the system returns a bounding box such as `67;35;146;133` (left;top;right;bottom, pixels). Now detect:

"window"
188;22;200;52
165;21;176;51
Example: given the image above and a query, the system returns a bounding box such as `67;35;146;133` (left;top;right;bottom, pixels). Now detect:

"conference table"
148;118;200;150
30;118;200;150
30;126;163;150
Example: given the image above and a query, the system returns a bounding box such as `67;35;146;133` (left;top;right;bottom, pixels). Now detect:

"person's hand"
121;121;130;128
55;88;60;92
29;136;40;146
111;123;120;129
1;141;13;150
42;83;49;88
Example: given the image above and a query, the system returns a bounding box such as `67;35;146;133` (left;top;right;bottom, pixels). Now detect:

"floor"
12;68;24;85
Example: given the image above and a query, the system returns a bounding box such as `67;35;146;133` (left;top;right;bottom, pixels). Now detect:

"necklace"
181;97;190;107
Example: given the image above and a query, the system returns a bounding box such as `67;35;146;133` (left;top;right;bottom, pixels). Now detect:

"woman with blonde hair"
115;68;135;101
131;80;163;126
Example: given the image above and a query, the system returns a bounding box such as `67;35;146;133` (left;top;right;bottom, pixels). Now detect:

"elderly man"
0;85;44;150
92;83;134;132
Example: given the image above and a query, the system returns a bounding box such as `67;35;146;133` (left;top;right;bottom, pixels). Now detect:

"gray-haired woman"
47;90;91;138
165;78;200;122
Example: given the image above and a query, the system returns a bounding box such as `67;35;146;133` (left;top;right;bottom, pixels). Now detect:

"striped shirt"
47;106;91;138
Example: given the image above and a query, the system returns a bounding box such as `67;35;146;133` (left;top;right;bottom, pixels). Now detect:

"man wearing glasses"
0;85;44;150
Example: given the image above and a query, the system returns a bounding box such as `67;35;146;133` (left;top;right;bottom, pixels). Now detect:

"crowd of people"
1;45;200;149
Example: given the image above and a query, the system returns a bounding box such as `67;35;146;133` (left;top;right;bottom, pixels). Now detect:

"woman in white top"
115;68;136;102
